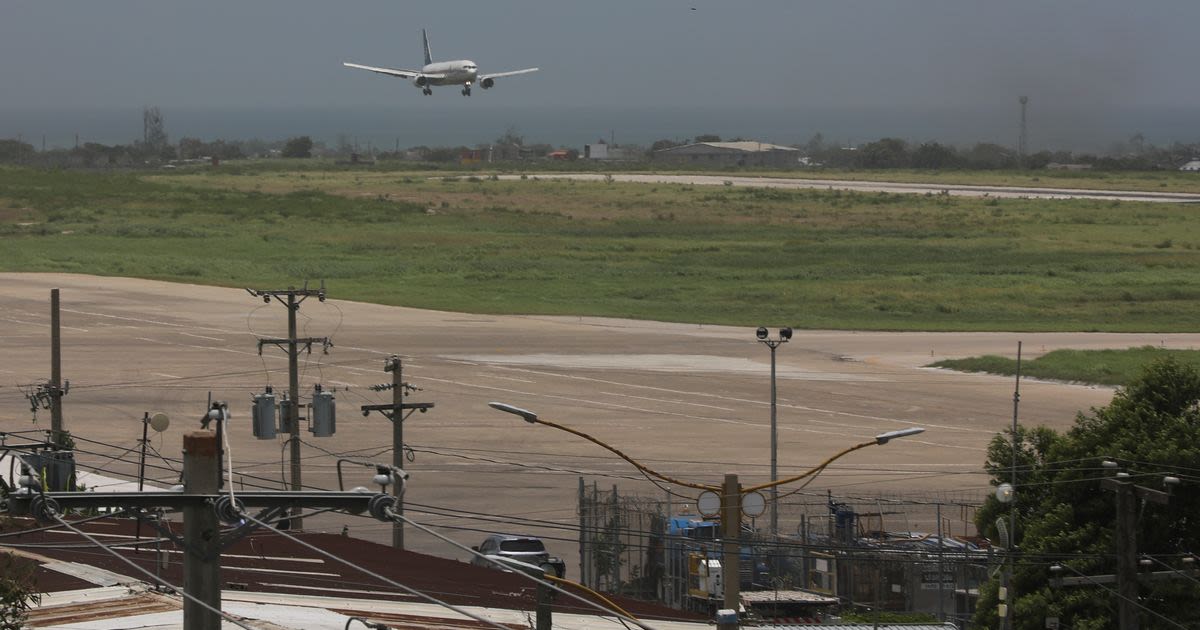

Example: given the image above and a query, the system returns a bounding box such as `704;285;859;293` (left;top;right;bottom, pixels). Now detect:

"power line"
237;511;512;630
48;512;257;630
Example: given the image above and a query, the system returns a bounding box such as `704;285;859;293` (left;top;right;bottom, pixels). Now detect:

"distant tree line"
2;108;1198;171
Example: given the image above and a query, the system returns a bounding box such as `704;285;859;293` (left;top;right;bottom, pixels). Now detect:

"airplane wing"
479;67;539;81
342;62;446;80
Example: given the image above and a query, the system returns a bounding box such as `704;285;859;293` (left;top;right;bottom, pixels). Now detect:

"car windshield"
500;539;546;553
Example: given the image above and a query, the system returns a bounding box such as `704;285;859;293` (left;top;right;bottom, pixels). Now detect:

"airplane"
343;29;539;97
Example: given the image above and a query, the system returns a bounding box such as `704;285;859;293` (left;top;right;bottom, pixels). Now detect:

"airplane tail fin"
422;28;433;65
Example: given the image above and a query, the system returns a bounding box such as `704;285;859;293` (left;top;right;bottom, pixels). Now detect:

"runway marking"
135;337;285;360
598;390;735;412
61;307;240;335
180;332;225;342
152;372;182;379
477;374;535;384
420;374;982;451
327;380;358;388
0;316;89;332
456;362;994;435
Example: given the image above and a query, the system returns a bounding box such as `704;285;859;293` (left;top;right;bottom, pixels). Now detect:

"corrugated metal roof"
657;141;799;154
703;141;799;152
768;619;955;624
741;589;837;604
764;624;958;630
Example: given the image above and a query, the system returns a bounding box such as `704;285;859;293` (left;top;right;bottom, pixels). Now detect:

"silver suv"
471;534;566;578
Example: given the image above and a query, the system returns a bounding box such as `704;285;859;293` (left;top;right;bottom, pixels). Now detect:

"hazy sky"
3;0;1198;112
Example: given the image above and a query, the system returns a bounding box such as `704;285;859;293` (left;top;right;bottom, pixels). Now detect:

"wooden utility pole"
50;289;65;442
182;431;221;630
247;285;330;530
1101;476;1171;630
359;356;434;550
721;474;741;618
389;356;405;549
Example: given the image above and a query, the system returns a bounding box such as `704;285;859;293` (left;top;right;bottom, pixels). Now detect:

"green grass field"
929;346;1200;386
2;165;1200;331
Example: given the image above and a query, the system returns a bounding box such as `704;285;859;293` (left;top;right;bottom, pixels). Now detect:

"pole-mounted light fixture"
489;401;538;423
875;427;925;445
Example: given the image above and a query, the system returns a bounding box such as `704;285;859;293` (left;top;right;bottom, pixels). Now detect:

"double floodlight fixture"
756;326;793;341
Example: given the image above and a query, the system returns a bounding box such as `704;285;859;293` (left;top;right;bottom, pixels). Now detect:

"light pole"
488;401;924;628
756;326;791;539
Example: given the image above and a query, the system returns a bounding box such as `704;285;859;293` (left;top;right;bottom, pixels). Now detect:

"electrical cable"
1052;561;1189;630
236;512;512;630
391;512;658;629
47;512;257;630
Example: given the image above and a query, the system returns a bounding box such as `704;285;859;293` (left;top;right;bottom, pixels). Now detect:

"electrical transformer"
310;384;336;437
252;387;277;440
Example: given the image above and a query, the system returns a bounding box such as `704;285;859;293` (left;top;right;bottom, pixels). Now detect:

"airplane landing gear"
461;84;471;97
422;88;433;96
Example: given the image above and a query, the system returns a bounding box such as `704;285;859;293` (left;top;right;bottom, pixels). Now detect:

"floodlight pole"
756;327;790;539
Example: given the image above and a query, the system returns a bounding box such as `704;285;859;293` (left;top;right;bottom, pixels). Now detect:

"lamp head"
488;401;538;423
756;327;768;340
779;327;792;341
874;427;925;444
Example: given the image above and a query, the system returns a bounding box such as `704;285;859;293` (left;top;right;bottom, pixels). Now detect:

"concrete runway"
3;273;1197;562
497;173;1200;203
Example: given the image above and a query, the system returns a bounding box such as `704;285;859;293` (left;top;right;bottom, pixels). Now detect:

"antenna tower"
1018;96;1029;166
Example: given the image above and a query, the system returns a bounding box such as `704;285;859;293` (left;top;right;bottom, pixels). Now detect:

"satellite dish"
697;490;721;518
741;491;767;518
149;412;170;433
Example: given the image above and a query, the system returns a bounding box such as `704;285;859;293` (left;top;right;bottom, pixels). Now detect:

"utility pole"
247;284;330;530
721;474;741;616
12;428;396;630
360;356;434;550
182;431;221;630
1100;472;1174;630
50;289;65;444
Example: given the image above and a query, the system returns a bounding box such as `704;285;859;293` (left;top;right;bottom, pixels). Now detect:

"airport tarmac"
497;173;1200;203
3;273;1197;562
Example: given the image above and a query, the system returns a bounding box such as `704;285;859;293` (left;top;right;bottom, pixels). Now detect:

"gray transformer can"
310;385;336;437
252;388;277;440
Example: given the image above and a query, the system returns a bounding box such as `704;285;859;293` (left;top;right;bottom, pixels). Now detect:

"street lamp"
489;401;924;628
756;326;791;538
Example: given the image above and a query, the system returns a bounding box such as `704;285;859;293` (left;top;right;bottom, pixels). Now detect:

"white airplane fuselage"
417;60;478;87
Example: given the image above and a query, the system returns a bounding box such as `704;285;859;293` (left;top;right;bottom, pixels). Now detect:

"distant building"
584;143;644;160
653;141;800;167
1180;159;1200;172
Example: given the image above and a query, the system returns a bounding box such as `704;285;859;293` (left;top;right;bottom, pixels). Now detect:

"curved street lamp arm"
744;439;876;492
532;417;718;491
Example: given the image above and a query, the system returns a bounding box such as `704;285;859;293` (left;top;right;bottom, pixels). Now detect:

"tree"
650;139;683;153
911;142;960;169
694;134;722;143
495;126;524;147
282;136;314;158
963;142;1017;169
0;139;34;163
974;358;1200;630
0;552;40;629
856;137;909;168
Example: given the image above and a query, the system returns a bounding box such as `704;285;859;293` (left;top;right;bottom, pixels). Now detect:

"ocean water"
2;105;1197;154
